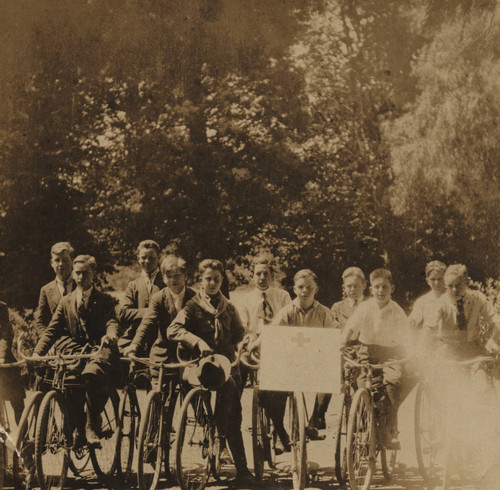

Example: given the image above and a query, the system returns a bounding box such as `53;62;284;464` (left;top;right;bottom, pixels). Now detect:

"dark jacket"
35;279;76;331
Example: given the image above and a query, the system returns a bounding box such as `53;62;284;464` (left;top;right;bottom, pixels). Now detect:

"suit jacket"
35;279;76;331
34;288;119;356
132;287;197;363
0;301;16;362
118;274;166;340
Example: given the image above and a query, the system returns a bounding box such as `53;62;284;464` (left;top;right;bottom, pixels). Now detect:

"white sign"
259;325;342;393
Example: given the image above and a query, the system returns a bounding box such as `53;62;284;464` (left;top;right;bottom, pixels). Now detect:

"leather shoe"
274;438;291;455
305;427;326;441
232;468;257;486
219;447;233;465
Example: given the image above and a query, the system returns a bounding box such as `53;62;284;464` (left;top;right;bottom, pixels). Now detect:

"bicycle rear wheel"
13;391;44;489
89;389;120;479
289;392;307;490
137;390;164;490
346;388;375;490
35;390;69;490
174;387;213;490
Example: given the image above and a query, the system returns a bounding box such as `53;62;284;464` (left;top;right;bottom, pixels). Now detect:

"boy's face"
73;262;94;290
137;248;160;275
293;276;318;308
163;267;186;295
445;274;467;301
50;251;73;281
343;276;365;300
426;270;445;294
370;277;393;307
253;264;272;291
201;268;223;296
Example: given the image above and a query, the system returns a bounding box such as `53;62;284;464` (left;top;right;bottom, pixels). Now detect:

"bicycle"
0;359;26;490
173;342;260;490
129;353;199;490
19;339;120;490
116;356;152;485
414;355;498;489
342;355;407;490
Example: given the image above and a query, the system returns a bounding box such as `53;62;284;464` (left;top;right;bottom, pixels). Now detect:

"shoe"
85;425;101;447
232;468;257;486
385;438;401;450
219;447;233;465
274;438;291;455
305;427;326;441
73;428;86;450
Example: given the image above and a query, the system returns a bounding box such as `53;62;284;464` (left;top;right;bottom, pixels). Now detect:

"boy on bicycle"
167;259;255;485
341;268;410;448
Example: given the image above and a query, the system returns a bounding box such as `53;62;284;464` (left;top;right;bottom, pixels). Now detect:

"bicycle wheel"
334;393;348;487
289;392;307;490
35;390;69;490
414;382;444;484
174;387;213;490
163;385;181;483
117;386;140;484
89;389;120;479
262;393;276;469
346;388;375;490
137;390;164;490
13;391;43;489
211;431;231;484
252;386;265;481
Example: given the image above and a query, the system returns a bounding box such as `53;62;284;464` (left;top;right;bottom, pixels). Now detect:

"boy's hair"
293;269;318;285
161;255;187;275
444;264;468;282
73;255;97;272
370;268;393;284
425;260;446;277
51;242;74;257
136;240;160;256
342;267;365;282
198;259;224;276
251;255;274;274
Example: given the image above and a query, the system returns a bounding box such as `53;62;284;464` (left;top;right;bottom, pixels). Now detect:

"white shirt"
55;278;72;297
409;291;444;330
344;297;409;347
76;286;93;309
170;287;186;314
142;269;159;294
237;286;292;334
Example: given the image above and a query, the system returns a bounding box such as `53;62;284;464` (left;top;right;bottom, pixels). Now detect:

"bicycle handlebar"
0;359;26;368
126;354;201;369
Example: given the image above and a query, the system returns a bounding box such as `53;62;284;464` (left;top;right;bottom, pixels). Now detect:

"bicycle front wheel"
289;392;307;490
346;388;375;490
13;391;44;489
252;386;265;481
35;390;69;490
89;389;120;479
137;390;164;490
174;387;213;490
117;386;140;484
334;392;348;487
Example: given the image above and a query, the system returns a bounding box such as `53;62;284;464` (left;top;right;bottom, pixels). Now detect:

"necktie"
258;292;274;324
456;298;467;331
77;292;86;317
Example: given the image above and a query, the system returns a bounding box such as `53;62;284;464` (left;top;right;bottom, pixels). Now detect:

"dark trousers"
261;391;290;445
215;373;248;471
308;393;331;430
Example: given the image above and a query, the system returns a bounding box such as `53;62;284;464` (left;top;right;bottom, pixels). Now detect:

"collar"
292;297;318;313
170;287;186;299
77;285;93;299
142;269;159;282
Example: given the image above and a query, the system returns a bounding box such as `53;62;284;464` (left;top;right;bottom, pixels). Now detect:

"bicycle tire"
174;387;213;490
334;392;348;487
89;389;120;479
252;386;265;482
13;391;44;489
117;386;139;484
290;392;307;490
346;388;375;490
137;390;164;490
35;390;69;490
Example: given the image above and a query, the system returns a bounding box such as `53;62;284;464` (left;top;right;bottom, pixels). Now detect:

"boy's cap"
183;354;231;391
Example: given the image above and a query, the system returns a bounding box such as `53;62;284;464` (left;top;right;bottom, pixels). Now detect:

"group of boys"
1;239;500;485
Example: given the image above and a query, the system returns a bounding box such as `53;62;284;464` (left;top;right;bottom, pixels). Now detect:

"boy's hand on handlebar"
123;343;138;357
197;340;213;357
104;333;118;346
